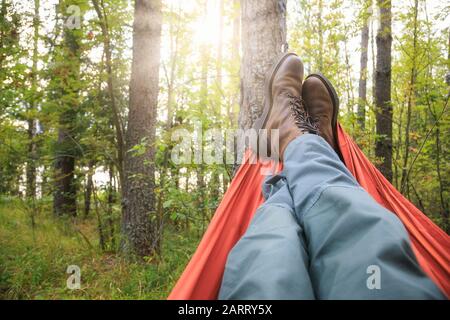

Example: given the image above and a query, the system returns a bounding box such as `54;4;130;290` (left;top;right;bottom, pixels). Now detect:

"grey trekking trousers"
219;134;445;300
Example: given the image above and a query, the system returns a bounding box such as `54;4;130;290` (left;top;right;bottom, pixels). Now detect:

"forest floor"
0;197;199;299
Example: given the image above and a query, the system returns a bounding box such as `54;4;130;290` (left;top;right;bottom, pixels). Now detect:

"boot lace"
285;93;319;135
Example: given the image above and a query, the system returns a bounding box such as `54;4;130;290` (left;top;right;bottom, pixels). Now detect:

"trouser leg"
282;134;445;299
218;175;315;300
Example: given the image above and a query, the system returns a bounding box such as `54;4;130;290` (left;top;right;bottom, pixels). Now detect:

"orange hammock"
168;124;450;299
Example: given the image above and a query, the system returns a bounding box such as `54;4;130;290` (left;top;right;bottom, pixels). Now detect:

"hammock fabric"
168;124;450;299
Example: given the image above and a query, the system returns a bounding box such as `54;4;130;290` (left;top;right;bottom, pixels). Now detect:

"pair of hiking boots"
254;53;341;161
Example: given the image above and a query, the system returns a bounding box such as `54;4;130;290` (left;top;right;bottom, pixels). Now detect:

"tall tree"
25;0;40;199
122;0;162;257
375;0;393;182
238;0;287;159
357;0;371;130
53;0;85;216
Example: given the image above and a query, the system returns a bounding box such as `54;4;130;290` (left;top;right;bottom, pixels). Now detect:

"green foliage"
0;120;27;194
0;198;198;299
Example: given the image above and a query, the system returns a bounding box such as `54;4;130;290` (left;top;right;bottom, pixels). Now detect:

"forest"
0;0;448;299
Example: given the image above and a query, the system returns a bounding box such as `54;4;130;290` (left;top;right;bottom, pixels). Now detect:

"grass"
0;197;199;299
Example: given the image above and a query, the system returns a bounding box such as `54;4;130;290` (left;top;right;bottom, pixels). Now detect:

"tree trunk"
196;0;209;232
84;161;94;218
238;0;287;160
107;164;115;249
358;0;370;130
368;14;376;159
53;0;84;217
54;133;77;216
26;0;39;199
93;186;106;251
375;0;393;182
121;0;162;258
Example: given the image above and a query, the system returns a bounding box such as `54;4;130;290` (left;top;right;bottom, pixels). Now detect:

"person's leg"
218;175;316;300
219;52;316;300
282;133;445;299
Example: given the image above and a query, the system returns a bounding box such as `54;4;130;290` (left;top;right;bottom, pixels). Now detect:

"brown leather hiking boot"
302;73;341;157
253;53;318;160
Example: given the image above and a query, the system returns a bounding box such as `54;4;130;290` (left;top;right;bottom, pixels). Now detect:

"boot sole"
252;52;299;154
305;72;343;160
